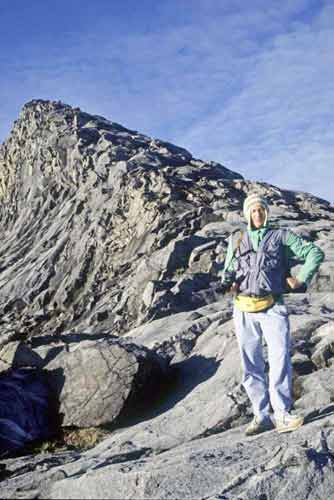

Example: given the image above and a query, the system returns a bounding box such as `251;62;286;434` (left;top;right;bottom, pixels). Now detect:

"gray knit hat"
243;193;269;229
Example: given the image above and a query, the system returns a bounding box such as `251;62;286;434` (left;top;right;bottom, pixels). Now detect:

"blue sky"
1;0;333;202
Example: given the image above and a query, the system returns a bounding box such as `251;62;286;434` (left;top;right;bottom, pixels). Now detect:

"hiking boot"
275;412;304;433
245;416;273;436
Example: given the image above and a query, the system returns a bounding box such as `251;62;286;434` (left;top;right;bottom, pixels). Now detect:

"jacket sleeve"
285;230;325;285
221;235;237;283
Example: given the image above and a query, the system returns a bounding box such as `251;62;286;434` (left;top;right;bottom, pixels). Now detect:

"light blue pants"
233;303;292;419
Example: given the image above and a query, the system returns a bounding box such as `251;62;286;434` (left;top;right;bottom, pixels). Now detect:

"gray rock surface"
41;425;334;500
34;335;164;428
0;100;334;498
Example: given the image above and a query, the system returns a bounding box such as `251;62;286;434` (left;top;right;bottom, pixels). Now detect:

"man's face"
250;203;266;229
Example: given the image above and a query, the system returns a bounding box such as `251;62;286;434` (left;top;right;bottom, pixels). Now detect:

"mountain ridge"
0;100;334;499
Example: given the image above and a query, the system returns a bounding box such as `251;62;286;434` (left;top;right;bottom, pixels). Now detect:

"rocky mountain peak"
0;100;333;341
0;100;333;342
1;100;334;499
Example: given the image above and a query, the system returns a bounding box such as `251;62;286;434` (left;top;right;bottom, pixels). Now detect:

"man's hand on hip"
230;282;240;294
286;277;303;290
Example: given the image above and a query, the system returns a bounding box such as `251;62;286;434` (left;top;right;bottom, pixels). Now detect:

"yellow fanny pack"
235;294;275;312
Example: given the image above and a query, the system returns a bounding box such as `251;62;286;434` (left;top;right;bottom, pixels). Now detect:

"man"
221;193;324;435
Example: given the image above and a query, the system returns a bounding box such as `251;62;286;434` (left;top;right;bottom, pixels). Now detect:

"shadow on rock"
169;354;220;403
0;368;63;458
116;355;220;427
306;447;334;469
304;404;334;425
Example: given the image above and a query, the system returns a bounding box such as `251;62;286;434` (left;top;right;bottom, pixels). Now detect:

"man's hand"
220;281;239;295
286;277;303;290
230;282;240;294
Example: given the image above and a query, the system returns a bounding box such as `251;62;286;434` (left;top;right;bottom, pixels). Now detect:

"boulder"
311;321;334;368
34;335;164;428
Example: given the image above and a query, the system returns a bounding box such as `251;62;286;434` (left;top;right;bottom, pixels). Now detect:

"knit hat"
243;193;269;229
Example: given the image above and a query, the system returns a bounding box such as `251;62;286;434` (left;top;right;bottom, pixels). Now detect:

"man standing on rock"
221;193;324;435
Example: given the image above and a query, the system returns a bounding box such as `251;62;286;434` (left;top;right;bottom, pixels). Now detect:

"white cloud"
179;2;334;201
